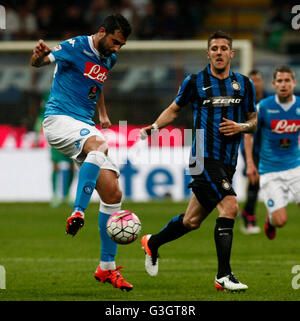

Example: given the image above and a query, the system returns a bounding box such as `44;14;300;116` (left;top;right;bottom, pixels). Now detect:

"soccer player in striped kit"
140;31;257;292
31;14;134;291
245;65;300;240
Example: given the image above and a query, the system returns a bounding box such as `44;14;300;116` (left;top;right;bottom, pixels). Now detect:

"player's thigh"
82;135;108;155
270;207;288;227
43;115;105;162
183;194;209;229
95;169;122;204
285;166;300;205
216;195;239;219
260;173;289;214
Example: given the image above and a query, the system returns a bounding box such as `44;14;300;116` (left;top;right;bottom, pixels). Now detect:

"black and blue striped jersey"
175;64;256;166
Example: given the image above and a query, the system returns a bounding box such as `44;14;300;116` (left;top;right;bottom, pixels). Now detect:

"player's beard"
97;37;113;57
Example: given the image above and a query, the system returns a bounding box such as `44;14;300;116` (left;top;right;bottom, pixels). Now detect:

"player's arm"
244;133;259;184
96;91;111;129
140;101;180;138
30;40;52;67
219;111;257;136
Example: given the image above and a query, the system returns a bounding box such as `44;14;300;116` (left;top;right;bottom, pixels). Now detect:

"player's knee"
95;141;108;155
85;150;107;168
103;188;122;205
231;202;239;217
84;136;108;155
225;199;239;218
275;216;287;228
111;188;122;204
183;217;200;230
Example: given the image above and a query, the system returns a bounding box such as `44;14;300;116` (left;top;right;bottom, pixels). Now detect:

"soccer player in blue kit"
246;65;300;240
30;14;134;291
140;31;257;292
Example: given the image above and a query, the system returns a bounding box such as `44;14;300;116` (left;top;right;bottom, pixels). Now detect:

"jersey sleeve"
243;78;256;113
49;38;76;65
256;100;264;128
175;74;196;107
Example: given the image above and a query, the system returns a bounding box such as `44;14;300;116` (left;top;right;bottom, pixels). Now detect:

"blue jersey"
44;36;117;125
258;95;300;174
175;64;256;166
240;90;270;157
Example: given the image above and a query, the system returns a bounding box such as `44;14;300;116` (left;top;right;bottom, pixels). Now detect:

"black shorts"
188;158;237;213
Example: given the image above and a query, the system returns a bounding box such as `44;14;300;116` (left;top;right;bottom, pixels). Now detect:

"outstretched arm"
30;39;51;67
140;101;181;138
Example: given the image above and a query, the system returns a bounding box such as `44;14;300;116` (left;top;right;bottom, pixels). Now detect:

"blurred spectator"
36;5;58;40
157;1;186;40
115;0;139;38
137;2;158;39
263;2;293;50
60;4;89;39
85;0;112;34
131;0;151;19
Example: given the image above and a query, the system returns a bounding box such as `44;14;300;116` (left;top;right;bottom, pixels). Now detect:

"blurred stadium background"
0;0;299;203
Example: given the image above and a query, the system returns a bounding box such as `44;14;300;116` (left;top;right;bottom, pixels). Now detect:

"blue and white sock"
73;151;106;212
98;201;122;270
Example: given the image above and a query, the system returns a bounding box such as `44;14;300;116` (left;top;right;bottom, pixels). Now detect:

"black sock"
214;217;234;279
148;214;191;251
244;181;259;214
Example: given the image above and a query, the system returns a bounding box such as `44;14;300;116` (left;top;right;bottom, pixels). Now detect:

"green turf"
0;201;299;301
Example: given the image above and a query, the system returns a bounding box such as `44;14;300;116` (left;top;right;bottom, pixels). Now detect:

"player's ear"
98;27;106;37
230;49;235;59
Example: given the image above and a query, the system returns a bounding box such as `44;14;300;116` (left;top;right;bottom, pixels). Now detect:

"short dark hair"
273;65;295;80
208;31;233;49
248;69;263;77
101;14;132;39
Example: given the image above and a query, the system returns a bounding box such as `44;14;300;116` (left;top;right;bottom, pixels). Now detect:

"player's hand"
33;39;51;59
219;117;243;136
100;115;111;129
246;162;259;185
140;125;154;140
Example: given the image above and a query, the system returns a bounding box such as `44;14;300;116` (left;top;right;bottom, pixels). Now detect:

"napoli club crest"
88;85;98;100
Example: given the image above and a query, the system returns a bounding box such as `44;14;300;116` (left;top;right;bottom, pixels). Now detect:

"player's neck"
255;90;264;102
276;94;294;104
210;65;230;79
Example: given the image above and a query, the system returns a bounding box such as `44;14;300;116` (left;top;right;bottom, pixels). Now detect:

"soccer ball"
106;210;141;245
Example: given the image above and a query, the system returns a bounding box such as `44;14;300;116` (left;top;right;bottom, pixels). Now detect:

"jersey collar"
275;94;296;112
206;64;233;79
88;35;106;60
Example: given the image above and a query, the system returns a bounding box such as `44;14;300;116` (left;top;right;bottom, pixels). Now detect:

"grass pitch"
0;201;299;301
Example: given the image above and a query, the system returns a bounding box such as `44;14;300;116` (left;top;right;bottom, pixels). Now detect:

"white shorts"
42;115;120;175
260;166;300;213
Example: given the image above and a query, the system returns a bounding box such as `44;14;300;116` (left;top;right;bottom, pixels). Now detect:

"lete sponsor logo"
83;61;108;83
271;119;300;134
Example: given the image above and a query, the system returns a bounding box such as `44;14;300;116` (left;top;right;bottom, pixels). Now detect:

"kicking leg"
94;169;133;291
141;194;208;276
66;136;107;236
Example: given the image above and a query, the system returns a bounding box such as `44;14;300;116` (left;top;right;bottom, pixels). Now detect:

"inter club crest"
231;81;241;91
